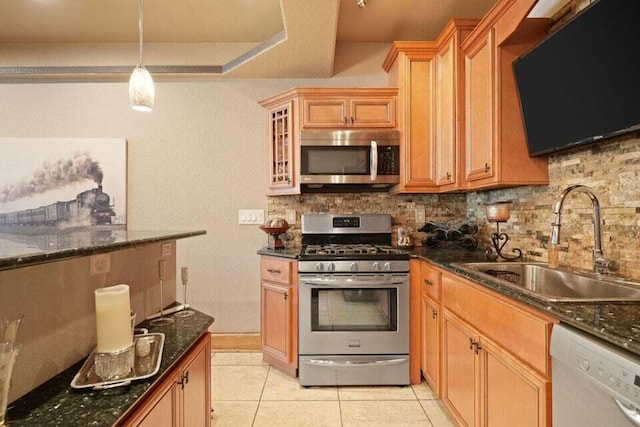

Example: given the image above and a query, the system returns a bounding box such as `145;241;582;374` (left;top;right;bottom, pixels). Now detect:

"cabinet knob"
446;172;452;181
343;116;348;125
424;279;433;286
432;309;437;319
267;268;282;275
350;116;354;125
484;163;490;173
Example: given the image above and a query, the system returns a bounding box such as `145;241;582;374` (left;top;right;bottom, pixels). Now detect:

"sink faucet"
550;185;618;274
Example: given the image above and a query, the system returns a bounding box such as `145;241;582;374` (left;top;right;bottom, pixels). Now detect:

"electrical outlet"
238;209;265;225
285;209;297;224
415;206;426;224
90;254;111;275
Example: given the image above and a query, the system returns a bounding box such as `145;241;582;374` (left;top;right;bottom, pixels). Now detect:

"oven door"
298;273;409;355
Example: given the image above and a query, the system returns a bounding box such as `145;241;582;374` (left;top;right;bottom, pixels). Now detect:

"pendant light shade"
129;0;155;112
129;65;155;111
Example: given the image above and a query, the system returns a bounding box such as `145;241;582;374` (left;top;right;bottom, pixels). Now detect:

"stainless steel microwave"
299;130;400;190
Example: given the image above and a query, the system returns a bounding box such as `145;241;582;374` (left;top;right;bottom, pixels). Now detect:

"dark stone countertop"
6;309;214;427
258;245;640;358
0;229;207;271
406;247;640;358
257;246;301;259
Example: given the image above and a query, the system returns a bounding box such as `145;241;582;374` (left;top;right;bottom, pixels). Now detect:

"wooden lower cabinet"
260;256;298;376
481;337;549;427
442;309;550;427
442;309;478;427
421;292;441;396
121;332;212;427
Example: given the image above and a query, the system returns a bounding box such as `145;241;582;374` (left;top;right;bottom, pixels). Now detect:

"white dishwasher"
551;324;640;426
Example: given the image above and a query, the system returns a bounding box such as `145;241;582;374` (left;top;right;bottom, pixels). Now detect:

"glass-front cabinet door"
268;101;294;191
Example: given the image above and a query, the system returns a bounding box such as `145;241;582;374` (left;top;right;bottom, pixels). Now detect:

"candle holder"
94;345;135;381
484;201;522;262
149;260;174;326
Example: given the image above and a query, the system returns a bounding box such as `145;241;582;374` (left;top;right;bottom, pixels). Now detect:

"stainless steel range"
298;213;410;386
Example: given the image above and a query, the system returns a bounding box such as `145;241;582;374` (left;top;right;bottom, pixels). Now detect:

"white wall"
0;43;391;332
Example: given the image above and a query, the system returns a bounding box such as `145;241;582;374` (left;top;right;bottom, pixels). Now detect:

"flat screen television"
513;0;640;157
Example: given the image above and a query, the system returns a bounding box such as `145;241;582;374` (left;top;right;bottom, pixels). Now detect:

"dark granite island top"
6;309;214;427
0;229;207;271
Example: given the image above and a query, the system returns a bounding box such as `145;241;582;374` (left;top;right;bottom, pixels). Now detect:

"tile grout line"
251;365;270;426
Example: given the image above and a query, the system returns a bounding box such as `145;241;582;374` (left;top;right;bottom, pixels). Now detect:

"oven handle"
302;358;408;367
615;399;640;426
300;277;407;287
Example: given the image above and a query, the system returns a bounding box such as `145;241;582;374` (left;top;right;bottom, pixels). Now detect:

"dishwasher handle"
615;399;640;426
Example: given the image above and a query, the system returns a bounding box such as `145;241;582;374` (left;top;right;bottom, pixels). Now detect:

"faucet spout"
550;185;615;273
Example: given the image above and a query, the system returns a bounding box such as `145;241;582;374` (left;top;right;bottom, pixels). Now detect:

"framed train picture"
0;137;126;232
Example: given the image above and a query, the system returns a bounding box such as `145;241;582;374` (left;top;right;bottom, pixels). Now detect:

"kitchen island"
0;228;209;417
6;309;214;426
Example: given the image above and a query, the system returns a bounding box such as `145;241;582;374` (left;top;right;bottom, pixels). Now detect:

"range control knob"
350;262;358;272
384;262;391;271
327;262;336;272
372;262;380;271
315;263;324;272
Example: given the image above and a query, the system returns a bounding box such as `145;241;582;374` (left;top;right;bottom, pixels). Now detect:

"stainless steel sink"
450;262;640;303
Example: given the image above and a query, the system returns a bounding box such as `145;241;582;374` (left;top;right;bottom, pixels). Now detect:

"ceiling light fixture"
356;0;367;8
129;0;155;112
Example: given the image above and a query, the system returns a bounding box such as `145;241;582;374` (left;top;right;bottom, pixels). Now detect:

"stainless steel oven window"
310;287;397;332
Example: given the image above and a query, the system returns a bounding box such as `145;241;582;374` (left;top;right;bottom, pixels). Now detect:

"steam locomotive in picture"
0;185;115;226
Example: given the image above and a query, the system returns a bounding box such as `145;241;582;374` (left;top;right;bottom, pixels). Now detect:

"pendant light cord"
138;0;144;66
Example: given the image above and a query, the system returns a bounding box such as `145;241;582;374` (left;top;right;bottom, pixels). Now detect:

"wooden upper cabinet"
300;89;396;129
383;20;478;194
434;20;479;191
259;88;397;195
384;41;439;193
265;100;297;194
465;29;495;184
461;0;551;189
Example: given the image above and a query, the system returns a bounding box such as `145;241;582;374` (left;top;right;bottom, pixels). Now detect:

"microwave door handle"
370;140;378;180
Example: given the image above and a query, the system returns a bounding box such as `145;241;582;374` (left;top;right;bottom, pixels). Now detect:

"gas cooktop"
300;244;409;261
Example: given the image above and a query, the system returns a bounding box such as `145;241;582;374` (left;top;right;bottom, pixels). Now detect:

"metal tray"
71;332;165;390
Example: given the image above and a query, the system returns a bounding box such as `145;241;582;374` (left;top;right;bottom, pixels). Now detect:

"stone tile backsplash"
267;192;467;246
467;133;640;280
268;132;640;281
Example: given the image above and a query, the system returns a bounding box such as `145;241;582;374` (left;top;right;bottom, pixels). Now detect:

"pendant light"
129;0;155;111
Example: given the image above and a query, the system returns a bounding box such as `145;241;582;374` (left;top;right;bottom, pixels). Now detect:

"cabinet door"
404;57;437;190
442;309;479;427
349;98;396;128
435;38;456;187
267;101;295;190
136;383;178;427
421;293;440;396
465;29;495;184
301;98;349;128
261;281;291;363
480;337;550;427
182;338;211;427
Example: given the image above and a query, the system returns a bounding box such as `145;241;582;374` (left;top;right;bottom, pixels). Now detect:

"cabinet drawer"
441;272;556;376
260;256;292;284
421;262;441;301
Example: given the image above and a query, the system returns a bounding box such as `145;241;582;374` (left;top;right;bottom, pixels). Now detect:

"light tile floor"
211;352;455;427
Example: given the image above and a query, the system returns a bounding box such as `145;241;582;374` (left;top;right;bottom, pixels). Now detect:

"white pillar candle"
95;284;132;353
